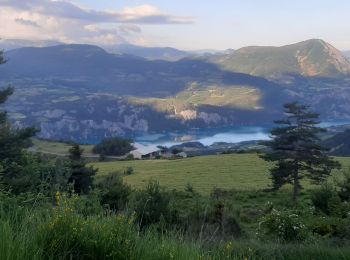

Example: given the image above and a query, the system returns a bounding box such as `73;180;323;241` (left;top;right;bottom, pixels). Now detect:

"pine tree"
0;52;37;162
0;50;39;192
68;144;97;194
260;102;340;203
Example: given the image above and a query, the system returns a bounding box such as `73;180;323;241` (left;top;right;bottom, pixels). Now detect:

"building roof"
131;143;160;156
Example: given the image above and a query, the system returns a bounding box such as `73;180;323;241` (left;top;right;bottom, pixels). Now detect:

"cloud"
119;24;142;35
0;0;194;24
0;0;194;46
14;18;40;27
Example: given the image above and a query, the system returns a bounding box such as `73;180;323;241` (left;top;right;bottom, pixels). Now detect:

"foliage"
311;183;338;216
98;173;131;212
258;209;308;242
0;53;40;195
131;181;176;228
307;216;350;239
68;144;97;194
92;137;134;156
260;102;340;202
0;153;70;195
337;169;350;201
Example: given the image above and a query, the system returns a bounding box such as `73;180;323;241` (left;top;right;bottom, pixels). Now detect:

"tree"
68;144;97;194
0;50;39;193
260;102;340;203
92;137;134;157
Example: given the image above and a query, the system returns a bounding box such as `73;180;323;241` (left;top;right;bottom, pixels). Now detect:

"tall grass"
0;195;350;260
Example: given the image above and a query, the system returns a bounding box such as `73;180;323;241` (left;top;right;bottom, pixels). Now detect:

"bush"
311;183;336;215
258;209;308;242
307;216;350;239
42;206;135;259
92;138;134;157
311;183;346;217
131;181;176;228
338;170;350;202
98;173;131;212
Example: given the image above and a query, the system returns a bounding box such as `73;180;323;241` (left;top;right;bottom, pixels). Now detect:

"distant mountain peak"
212;39;350;78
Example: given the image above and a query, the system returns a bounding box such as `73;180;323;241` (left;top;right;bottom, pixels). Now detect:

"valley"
1;39;350;143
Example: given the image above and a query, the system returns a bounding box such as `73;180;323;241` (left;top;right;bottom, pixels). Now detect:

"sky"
0;0;350;50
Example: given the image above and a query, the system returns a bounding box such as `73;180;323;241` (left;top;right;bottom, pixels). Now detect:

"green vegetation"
91;154;350;194
2;48;350;259
129;83;262;117
92;154;271;193
31;138;94;156
261;102;340;202
211;39;350;77
68;144;97;194
92;137;134;157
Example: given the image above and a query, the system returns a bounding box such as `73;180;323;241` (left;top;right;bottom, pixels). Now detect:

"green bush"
92;138;134;156
311;183;346;217
42;212;135;259
311;183;336;215
131;181;177;228
258;209;308;242
98;173;131;212
338;170;350;202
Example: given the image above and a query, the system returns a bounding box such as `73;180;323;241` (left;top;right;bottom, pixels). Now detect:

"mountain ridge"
1;39;350;141
210;39;350;78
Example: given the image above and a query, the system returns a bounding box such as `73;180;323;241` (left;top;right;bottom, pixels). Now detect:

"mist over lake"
133;121;350;152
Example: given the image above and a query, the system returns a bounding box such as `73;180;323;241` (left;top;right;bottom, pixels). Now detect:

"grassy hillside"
31;138;94;156
91;154;350;194
129;83;262;118
211;39;350;78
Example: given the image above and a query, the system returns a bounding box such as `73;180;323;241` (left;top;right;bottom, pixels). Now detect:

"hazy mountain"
103;43;190;61
0;39;62;51
210;39;350;78
0;44;286;141
1;40;350;142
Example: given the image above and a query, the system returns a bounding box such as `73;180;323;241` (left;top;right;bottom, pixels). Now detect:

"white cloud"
0;0;194;46
0;1;194;24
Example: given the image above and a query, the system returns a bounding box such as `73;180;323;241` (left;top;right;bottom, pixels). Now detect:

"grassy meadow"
91;154;350;194
31;138;95;156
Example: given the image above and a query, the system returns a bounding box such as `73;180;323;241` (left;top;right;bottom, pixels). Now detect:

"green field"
31;138;94;156
92;154;350;194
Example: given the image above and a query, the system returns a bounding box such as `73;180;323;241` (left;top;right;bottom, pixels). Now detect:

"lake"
133;126;271;152
133;121;350;153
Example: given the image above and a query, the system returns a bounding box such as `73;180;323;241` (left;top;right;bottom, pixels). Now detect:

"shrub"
99;173;131;212
130;181;176;228
338;170;350;202
92;138;134;157
311;183;346;217
258;209;308;242
311;183;337;215
307;216;350;239
42;209;135;259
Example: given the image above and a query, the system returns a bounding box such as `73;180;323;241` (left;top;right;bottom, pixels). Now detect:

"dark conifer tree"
68;144;97;194
0;50;39;193
260;102;340;202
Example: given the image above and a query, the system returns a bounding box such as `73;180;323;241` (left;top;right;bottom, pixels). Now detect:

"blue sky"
1;0;350;50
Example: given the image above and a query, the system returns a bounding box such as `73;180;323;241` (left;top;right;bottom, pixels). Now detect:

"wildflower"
225;241;234;251
55;191;61;206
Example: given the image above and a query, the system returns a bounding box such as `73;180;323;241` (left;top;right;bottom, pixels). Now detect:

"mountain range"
0;39;350;142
